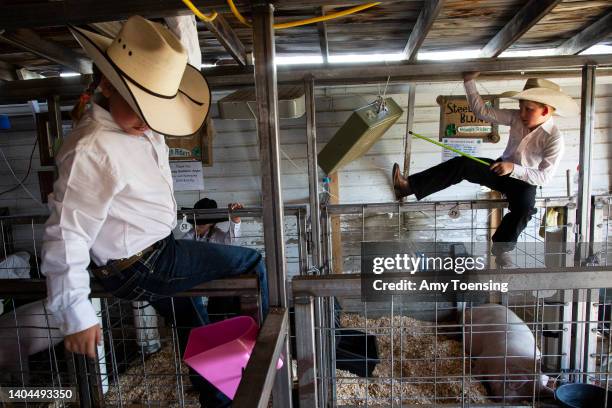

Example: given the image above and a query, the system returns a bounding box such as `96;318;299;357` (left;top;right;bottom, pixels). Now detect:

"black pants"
408;157;537;251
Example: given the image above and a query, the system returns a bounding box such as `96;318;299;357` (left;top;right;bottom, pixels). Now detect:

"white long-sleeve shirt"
464;79;564;186
41;104;176;335
182;221;241;244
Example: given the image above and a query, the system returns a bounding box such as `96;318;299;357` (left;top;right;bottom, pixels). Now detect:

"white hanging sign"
441;138;482;162
170;161;204;191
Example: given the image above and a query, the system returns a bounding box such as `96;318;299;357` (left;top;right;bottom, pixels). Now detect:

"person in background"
181;198;244;327
182;198;243;244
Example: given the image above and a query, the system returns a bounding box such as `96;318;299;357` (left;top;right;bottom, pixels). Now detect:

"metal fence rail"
292;270;612;407
4;195;612;407
320;197;576;275
0;206;307;407
299;196;612;407
0;277;261;407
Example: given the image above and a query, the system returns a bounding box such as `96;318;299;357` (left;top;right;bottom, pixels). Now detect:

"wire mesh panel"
591;196;612;394
0;207;306;407
294;198;612;407
323;198;576;275
293;272;612;408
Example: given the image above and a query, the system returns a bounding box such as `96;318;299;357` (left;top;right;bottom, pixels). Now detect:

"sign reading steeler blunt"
436;95;500;143
165;116;214;166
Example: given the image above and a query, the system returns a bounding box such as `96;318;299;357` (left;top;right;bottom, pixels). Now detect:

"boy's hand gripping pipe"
408;130;490;166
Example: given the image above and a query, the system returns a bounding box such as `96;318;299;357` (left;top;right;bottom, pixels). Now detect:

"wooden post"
328;172;343;274
402;84;416;202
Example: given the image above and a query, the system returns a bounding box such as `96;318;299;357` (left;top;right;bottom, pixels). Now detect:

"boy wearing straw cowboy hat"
393;72;578;265
41;16;267;406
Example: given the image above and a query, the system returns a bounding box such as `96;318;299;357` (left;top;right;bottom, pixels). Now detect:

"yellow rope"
181;0;218;23
226;0;381;29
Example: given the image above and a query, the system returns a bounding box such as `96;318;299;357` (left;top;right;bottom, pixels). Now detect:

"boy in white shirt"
393;72;578;264
41;16;267;407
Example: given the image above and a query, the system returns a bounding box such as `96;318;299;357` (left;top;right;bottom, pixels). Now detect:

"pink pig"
463;304;554;401
0;300;62;384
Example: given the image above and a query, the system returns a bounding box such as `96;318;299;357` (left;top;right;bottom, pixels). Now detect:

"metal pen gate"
0;205;306;407
294;196;611;407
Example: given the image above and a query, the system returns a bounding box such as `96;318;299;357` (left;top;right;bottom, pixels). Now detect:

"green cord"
408;131;490;166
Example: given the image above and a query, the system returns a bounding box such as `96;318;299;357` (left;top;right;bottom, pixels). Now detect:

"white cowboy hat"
500;78;578;117
69;16;210;136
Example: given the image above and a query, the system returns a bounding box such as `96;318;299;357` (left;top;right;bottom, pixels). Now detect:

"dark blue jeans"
95;234;269;407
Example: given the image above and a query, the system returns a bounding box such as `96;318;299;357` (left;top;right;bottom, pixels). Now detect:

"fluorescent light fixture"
60;72;80;77
275;55;324;65
417;49;481;61
499;48;557;58
580;44;612;55
200;43;612;69
328;53;404;63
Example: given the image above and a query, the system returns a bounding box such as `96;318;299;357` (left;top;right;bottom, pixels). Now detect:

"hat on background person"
182;198;227;225
500;78;579;117
69;15;210;137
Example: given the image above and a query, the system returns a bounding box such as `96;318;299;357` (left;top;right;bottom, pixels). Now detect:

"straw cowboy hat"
69;15;210;136
500;78;579;117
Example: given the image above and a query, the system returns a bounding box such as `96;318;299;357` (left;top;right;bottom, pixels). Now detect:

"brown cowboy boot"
392;162;413;200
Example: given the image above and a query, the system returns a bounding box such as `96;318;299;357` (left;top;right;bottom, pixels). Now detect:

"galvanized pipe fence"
2;197;612;406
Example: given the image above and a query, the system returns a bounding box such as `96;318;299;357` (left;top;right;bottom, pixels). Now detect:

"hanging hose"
187;0;381;29
181;0;218;23
227;0;252;27
272;2;382;30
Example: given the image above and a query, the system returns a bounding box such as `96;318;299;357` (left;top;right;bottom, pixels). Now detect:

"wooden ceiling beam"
0;29;91;74
556;12;612;55
402;0;445;61
273;0;379;7
2;54;612;103
202;14;247;66
90;22;123;37
317;7;329;64
91;18;248;65
0;0;250;30
480;0;562;58
0;60;18;81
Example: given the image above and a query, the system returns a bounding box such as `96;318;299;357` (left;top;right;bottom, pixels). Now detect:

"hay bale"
336;313;488;406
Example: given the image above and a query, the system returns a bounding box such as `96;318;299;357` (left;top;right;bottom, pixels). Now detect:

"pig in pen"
293;271;612;407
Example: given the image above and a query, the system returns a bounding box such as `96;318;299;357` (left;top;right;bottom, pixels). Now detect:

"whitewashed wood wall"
0;76;610;275
177;76;612;207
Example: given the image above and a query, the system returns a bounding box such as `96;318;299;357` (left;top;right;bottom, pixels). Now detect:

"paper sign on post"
441;138;482;162
170;161;204;191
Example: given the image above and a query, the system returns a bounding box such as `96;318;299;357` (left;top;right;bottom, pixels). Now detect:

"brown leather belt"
91;244;156;279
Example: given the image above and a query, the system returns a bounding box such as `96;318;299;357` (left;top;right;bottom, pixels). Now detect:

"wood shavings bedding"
336;313;488;406
103;345;200;407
